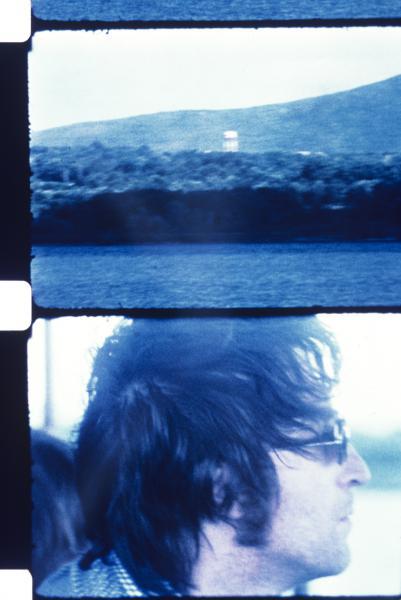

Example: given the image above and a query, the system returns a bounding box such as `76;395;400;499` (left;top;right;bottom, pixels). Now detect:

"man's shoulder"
37;552;144;597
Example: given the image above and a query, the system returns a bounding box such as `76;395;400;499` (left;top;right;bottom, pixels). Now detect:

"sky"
28;314;401;439
29;27;401;131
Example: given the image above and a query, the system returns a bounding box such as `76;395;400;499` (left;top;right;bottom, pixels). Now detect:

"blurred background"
28;314;401;595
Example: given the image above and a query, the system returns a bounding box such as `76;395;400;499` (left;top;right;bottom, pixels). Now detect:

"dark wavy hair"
31;429;88;586
76;317;340;594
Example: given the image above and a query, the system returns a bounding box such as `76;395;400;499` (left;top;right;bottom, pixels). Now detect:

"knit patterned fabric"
37;551;177;597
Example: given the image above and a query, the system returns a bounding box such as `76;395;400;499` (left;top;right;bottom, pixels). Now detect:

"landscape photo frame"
30;26;401;309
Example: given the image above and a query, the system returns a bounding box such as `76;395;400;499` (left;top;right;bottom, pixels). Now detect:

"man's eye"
316;444;341;464
303;444;341;464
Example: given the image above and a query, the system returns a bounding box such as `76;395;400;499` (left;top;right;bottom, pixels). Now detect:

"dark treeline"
31;144;401;243
33;185;401;244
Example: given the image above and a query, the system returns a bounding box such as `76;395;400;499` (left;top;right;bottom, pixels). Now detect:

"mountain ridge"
32;74;401;153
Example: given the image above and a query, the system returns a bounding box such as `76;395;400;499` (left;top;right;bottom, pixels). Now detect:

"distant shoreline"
31;238;401;247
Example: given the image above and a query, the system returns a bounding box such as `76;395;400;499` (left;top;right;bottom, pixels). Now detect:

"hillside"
32;75;401;154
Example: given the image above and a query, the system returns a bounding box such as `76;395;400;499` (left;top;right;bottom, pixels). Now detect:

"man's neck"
191;521;294;596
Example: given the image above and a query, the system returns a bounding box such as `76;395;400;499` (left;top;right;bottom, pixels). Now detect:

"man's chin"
316;547;351;580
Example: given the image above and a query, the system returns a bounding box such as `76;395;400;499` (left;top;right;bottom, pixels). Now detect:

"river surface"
32;0;401;20
31;241;401;308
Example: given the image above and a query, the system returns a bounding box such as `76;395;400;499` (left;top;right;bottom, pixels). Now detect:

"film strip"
2;2;401;599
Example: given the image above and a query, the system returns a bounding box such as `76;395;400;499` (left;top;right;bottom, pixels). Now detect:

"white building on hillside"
223;130;239;152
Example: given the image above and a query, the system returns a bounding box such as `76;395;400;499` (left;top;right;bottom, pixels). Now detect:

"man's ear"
212;465;230;506
212;465;244;520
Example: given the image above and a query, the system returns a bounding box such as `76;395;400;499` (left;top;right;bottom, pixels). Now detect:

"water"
32;0;401;20
31;241;401;308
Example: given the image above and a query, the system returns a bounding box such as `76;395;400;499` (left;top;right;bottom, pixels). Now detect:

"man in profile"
38;317;370;596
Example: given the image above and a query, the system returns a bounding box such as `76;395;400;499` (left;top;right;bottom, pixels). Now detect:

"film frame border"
3;6;401;599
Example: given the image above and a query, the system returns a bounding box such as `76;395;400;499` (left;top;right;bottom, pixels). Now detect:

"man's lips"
341;500;354;519
339;515;352;523
339;502;354;525
338;507;353;533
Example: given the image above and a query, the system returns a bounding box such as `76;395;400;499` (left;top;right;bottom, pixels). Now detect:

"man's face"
265;437;371;587
192;420;371;596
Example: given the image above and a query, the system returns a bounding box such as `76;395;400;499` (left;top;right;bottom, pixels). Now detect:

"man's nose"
342;444;372;486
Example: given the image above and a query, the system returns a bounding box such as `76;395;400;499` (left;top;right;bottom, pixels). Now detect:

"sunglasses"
297;418;350;465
